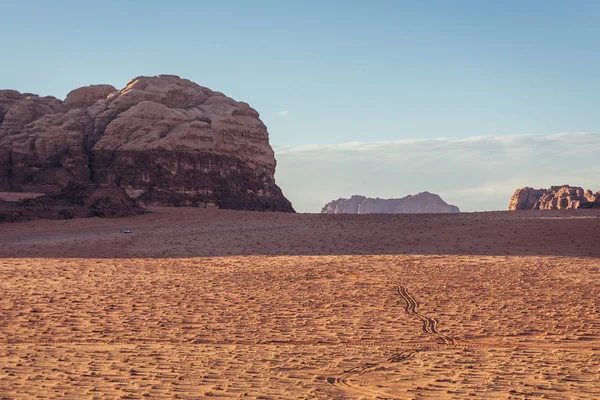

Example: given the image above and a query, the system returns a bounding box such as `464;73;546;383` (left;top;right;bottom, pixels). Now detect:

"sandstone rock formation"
509;185;600;210
0;75;294;212
0;183;145;223
321;192;460;214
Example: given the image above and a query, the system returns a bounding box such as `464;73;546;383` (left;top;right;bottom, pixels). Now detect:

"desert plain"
1;207;600;399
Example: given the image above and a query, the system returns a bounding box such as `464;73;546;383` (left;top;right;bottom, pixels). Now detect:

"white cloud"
273;132;600;213
277;110;289;116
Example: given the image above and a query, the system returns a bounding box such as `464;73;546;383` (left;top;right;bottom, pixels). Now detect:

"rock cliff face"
321;192;460;214
509;185;600;210
0;75;294;212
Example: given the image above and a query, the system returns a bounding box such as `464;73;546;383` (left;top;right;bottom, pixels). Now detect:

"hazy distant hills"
321;192;460;214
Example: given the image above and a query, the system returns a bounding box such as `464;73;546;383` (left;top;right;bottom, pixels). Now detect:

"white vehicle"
123;228;132;234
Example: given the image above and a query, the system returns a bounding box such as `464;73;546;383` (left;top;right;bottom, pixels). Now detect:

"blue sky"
2;1;599;211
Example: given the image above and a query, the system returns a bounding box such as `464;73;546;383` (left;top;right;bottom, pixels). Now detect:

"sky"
1;0;599;212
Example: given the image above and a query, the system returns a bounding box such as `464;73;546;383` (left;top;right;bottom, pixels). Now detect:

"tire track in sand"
395;285;457;345
327;351;416;399
327;284;460;398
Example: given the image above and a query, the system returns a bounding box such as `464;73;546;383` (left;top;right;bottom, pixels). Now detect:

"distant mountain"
321;192;460;214
509;185;600;210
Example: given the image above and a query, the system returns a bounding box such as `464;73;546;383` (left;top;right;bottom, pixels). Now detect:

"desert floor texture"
1;207;600;399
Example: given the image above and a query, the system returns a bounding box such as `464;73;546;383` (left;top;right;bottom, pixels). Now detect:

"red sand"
1;208;599;398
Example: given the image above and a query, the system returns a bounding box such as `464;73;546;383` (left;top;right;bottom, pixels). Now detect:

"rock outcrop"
321;192;460;214
509;185;600;210
0;183;145;223
0;75;294;212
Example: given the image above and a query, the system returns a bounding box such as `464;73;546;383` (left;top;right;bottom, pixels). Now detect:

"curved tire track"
326;286;434;398
395;285;457;346
327;351;415;399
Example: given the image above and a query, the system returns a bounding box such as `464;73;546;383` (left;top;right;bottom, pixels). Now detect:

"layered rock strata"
509;185;600;210
0;75;294;212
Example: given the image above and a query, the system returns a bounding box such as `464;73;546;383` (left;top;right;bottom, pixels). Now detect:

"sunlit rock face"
0;75;294;212
509;186;600;210
321;192;460;214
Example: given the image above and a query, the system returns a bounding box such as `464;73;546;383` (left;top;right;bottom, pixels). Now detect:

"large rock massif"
0;75;294;212
509;185;600;210
321;192;460;214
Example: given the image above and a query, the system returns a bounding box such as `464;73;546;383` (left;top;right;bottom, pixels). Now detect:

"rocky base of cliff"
0;183;146;223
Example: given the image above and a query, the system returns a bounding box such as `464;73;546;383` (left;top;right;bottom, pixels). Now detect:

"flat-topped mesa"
321;192;460;214
509;185;600;210
0;75;294;212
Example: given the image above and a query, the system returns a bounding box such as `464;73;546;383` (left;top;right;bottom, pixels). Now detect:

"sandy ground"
1;208;600;399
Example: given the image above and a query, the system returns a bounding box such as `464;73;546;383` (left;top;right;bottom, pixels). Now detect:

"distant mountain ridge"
321;192;460;214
